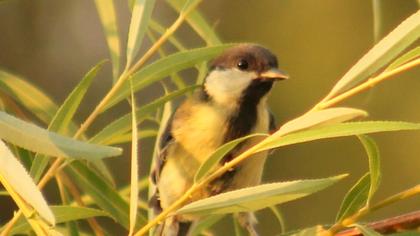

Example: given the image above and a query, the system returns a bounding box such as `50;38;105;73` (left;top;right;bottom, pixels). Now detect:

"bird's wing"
149;112;175;217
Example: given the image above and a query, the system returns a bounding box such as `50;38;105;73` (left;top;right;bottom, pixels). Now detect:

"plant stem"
312;58;420;112
322;184;420;236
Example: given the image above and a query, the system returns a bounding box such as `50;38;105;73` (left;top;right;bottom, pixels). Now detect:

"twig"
322;185;420;236
336;210;420;235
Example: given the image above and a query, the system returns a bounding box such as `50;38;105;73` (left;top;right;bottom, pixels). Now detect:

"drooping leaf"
194;133;268;183
0;70;58;123
354;224;383;236
256;121;420;153
30;61;106;182
190;215;225;236
0;140;55;225
177;175;347;216
129;80;140;235
166;0;221;45
325;10;420;99
358;135;381;205
270;205;286;233
276;107;367;136
384;46;420;72
335;173;370;222
66;161;146;229
94;0;121;80
9;206;112;235
0;111;122;160
178;0;203;13
104;44;232;110
126;0;156;68
91;85;197;145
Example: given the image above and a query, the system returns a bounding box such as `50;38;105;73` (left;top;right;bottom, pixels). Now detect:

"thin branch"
336;210;420;236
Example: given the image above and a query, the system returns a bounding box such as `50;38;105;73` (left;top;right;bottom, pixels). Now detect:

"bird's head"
204;44;288;106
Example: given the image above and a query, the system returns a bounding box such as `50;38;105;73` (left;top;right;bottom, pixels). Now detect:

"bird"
149;43;288;236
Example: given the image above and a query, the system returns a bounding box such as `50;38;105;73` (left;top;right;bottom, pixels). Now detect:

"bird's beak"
259;68;289;81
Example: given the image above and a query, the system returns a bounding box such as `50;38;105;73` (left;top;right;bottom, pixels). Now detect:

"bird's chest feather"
172;104;229;162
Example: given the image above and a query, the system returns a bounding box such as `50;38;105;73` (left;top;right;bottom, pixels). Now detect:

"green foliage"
0;2;419;236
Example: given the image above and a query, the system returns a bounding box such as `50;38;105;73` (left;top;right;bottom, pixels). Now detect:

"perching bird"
150;44;288;236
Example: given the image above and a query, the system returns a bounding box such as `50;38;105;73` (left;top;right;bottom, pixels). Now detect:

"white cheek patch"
205;69;257;105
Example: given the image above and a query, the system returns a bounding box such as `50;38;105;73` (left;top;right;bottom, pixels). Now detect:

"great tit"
150;44;288;236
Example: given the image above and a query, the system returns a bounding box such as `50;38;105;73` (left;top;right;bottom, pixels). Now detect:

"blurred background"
0;0;419;235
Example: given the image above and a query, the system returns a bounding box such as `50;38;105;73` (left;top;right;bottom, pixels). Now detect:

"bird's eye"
237;59;249;71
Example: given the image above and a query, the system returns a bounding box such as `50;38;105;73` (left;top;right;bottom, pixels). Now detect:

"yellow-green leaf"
177;175;347;216
0;111;121;160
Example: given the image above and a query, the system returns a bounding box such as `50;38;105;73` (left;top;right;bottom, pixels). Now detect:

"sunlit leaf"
166;0;221;45
354;224;383;236
325;10;420;99
190;215;225;236
30;61;106;182
0;70;58;123
177;175;347;216
0;140;55;225
9;206;112;235
257;121;420;153
66;161;146;229
94;0;121;80
0;111;121;160
129;80;140;235
385;46;420;72
126;0;156;68
104;44;232;110
358;135;381;205
276;107;367;136
194;133;268;183
91;85;197;145
335;173;370;222
179;0;203;13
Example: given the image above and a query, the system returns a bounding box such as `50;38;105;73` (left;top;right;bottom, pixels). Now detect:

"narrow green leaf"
129;80;140;235
194;133;268;183
149;19;187;51
30;61;106;182
326;10;420;99
190;215;225;236
277;107;367;136
103;129;158;145
233;215;246;236
94;0;121;80
66;161;146;229
126;0;156;68
166;0;221;45
384;46;420;72
0;111;122;160
358;135;381;205
354;224;383;236
270;205;286;234
0;140;55;225
9;206;112;235
104;44;232;110
257;121;420;153
177;175;347;216
0;70;58;123
335;173;370;222
179;0;203;13
91;85;197;145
